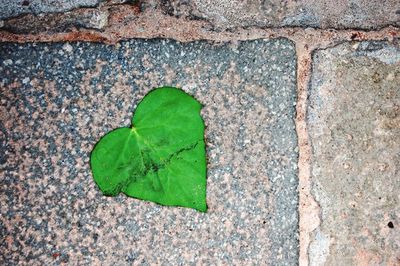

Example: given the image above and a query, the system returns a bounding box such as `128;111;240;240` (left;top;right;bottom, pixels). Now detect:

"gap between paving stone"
0;10;399;265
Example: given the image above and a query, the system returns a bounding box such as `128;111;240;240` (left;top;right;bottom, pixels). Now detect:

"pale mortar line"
294;40;320;266
0;8;398;44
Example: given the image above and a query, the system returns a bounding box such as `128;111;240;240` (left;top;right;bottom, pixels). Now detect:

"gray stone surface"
0;39;298;264
1;0;399;29
0;0;100;19
308;41;400;265
161;0;400;30
2;8;108;34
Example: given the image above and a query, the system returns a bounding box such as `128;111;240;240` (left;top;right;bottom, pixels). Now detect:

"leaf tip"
196;202;208;213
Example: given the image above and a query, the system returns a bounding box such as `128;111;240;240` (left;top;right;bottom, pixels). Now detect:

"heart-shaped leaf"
90;87;207;212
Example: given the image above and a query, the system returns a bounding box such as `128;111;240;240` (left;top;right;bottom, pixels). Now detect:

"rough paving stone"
160;0;400;30
308;41;400;265
0;0;100;20
1;0;399;30
2;8;109;34
0;39;298;264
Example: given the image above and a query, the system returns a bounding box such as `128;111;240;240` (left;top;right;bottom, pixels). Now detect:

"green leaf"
90;87;207;212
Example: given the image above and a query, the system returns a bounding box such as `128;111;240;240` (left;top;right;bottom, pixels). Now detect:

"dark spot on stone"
396;9;400;15
132;0;142;13
263;220;266;224
372;72;381;83
81;247;90;256
160;0;174;16
61;253;70;263
388;221;394;228
21;0;30;6
351;33;358;40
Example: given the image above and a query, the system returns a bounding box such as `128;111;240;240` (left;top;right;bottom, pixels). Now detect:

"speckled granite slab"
0;39;298;264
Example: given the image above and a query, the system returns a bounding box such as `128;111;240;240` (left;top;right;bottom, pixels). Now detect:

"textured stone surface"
0;39;298;264
0;0;100;19
160;0;400;30
1;0;399;30
308;41;400;265
2;8;109;34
